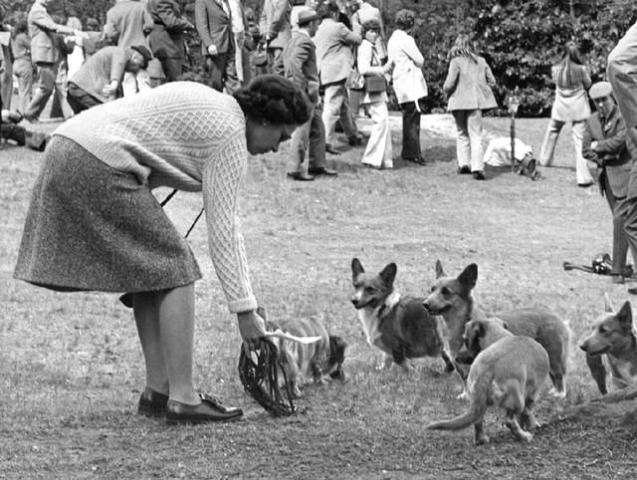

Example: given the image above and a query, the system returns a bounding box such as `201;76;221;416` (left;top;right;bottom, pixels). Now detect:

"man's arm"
30;9;74;35
154;0;193;32
339;23;361;46
285;39;310;94
266;0;290;40
103;9;119;43
582;120;599;163
595;116;628;155
194;0;214;49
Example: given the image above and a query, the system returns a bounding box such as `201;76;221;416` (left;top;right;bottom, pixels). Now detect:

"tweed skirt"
14;136;202;293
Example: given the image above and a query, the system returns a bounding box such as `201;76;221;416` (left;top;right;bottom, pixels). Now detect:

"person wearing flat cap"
282;7;338;181
582;80;634;283
66;44;153;113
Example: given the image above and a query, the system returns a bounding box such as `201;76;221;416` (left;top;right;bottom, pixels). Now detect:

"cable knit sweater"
54;81;257;313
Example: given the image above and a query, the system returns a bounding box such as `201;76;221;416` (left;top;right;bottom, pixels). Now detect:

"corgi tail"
426;379;489;431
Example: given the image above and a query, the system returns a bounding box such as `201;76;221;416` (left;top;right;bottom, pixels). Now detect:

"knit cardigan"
54;82;257;313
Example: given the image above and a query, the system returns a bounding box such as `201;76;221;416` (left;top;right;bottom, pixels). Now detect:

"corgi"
350;258;454;372
267;316;347;399
426;318;550;445
422;261;570;398
579;295;637;395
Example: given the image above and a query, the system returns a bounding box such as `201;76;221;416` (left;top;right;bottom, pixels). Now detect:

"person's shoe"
287;171;315;181
611;274;625;285
457;165;471;174
578;182;594;188
348;134;364;146
138;388;169;418
628;287;637;295
404;157;426;166
472;171;486;180
325;144;341;155
166;393;243;424
308;166;338;177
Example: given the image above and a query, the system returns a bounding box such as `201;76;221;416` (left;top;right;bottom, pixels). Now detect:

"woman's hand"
237;309;266;349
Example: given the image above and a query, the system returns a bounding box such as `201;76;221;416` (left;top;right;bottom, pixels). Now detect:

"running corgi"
350;258;454;372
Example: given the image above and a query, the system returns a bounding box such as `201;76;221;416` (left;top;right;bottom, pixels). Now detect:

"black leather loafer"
325;144;341;155
457;165;471;174
287;172;315;181
472;171;486;180
166;393;243;424
308;167;338;177
138;388;169;418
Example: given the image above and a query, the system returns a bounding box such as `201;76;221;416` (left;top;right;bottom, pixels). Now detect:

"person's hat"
130;45;153;69
296;7;321;26
589;81;613;99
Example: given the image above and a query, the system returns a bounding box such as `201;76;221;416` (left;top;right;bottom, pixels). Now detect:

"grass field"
2;115;637;479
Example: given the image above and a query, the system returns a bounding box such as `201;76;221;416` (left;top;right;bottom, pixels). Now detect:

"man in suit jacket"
259;0;291;74
608;23;637;294
194;0;240;93
147;0;193;82
283;7;337;181
582;81;633;283
313;2;361;151
105;0;154;95
23;0;76;121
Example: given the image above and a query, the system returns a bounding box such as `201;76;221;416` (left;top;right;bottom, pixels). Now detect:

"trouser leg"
572;120;594;184
401;100;421;160
539;118;564;166
24;62;57;120
467;109;484;172
322;83;344;146
452;110;470;168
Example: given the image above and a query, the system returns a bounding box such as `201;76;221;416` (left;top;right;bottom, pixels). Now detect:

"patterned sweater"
54;82;257;313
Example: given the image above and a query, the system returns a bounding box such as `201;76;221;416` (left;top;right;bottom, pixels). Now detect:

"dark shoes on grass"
138;389;243;424
457;165;471;174
309;166;338;177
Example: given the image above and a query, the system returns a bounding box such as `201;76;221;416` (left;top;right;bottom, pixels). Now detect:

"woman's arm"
202;128;258;314
442;58;459;96
403;35;424;68
484;60;496;87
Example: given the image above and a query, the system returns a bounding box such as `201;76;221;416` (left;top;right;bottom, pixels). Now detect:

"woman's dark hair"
233;74;311;126
361;19;381;37
448;34;478;63
555;42;586;88
395;9;415;31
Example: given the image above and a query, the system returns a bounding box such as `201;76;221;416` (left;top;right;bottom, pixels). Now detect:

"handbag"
364;74;386;94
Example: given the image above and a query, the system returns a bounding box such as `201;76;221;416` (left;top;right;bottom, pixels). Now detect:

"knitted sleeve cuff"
228;296;259;313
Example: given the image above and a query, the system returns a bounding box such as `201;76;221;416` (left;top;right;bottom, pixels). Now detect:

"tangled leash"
238;338;296;417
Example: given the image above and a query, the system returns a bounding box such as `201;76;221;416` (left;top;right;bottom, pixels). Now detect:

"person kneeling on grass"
13;75;311;424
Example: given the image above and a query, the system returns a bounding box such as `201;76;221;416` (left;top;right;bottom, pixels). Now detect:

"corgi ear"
351;258;364;278
379;263;397;286
604;292;615;313
457;263;478;290
435;260;445;279
616;301;633;330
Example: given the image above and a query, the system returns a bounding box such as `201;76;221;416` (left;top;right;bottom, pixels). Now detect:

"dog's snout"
579;342;588;352
422;301;430;311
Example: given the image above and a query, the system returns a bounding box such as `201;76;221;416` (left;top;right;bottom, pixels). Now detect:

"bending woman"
14;75;310;424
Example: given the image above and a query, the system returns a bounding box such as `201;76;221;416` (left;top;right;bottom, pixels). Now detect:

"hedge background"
2;0;637;116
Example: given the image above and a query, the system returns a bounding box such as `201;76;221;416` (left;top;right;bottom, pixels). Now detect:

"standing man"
66;45;152;113
259;0;292;74
608;24;637;294
283;7;337;181
314;1;361;153
147;0;194;82
104;0;154;95
194;0;240;93
582;81;632;284
23;0;77;122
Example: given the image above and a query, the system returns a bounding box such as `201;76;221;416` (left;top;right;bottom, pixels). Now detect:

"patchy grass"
2;116;637;479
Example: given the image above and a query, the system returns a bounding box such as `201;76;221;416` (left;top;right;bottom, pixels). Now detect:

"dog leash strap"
159;189;204;239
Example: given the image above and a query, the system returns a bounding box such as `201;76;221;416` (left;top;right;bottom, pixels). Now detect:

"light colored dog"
426;318;550;445
580;295;637;394
422;261;570;397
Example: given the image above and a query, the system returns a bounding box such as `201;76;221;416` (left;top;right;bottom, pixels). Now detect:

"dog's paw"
517;430;533;443
475;434;489;445
548;386;567;400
